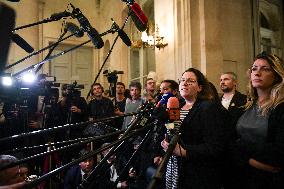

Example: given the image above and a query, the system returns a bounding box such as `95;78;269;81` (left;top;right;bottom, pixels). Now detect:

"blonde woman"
232;52;284;189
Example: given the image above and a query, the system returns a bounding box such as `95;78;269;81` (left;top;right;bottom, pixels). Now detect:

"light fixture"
1;76;13;86
132;24;168;50
22;72;36;83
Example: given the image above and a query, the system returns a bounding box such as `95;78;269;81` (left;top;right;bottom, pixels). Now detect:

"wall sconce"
132;24;168;50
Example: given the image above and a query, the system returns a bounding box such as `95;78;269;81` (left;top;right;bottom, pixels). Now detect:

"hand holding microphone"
161;97;186;157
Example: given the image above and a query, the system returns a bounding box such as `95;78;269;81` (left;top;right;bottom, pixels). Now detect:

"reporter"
231;52;284;189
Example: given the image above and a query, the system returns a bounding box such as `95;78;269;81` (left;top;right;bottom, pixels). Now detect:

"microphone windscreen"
130;2;148;32
118;29;132;46
88;27;104;49
65;22;84;37
167;97;180;121
11;33;34;53
167;97;179;109
0;2;15;72
159;92;174;106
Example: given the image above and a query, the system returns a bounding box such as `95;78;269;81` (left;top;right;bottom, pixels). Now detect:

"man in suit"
64;149;95;189
219;72;247;126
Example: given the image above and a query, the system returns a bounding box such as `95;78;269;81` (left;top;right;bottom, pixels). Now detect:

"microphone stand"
23;128;144;189
3;136;100;154
5;32;73;70
78;127;149;189
12;27;116;78
35;28;68;74
147;134;180;189
114;125;154;185
79;104;153;189
86;13;131;100
0;111;141;144
12;13;72;32
0;129;125;171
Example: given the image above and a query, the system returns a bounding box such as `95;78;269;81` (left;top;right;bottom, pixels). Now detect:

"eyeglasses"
178;78;197;84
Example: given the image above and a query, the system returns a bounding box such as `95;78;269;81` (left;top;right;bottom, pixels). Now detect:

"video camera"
103;70;124;83
62;81;84;99
103;70;124;97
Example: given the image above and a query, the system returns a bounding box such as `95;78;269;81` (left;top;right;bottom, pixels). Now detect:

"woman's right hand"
161;139;169;152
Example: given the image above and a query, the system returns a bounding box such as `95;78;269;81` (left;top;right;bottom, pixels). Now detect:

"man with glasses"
143;78;157;102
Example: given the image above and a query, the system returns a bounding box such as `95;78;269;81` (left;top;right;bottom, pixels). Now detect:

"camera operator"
58;83;88;127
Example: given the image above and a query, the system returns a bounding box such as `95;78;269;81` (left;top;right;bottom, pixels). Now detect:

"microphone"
71;4;104;49
165;97;180;138
130;2;148;32
166;97;180;123
153;92;174;123
11;33;34;53
50;11;72;21
65;22;84;37
103;69;124;75
112;70;124;74
111;19;132;47
156;92;174;108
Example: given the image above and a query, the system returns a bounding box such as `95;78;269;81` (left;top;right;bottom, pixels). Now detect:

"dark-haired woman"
161;68;231;189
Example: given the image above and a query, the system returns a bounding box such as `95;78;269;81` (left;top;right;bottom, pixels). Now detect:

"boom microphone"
71;4;104;49
130;2;148;32
0;2;15;72
11;33;34;53
50;11;72;21
65;22;84;37
112;19;131;47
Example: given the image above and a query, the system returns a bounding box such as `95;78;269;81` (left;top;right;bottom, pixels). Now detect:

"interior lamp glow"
22;72;35;83
1;76;13;86
141;31;148;42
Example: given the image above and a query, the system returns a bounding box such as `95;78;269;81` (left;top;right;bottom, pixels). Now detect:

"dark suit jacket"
178;100;232;189
64;165;83;189
220;91;247;126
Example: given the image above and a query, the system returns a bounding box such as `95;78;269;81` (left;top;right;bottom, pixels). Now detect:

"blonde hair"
246;52;284;116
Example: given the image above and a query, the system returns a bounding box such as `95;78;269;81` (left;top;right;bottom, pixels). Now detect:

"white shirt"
221;94;234;109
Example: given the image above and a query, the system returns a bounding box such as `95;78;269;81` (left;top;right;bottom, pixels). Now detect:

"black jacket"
220;91;247;126
88;97;115;119
178;100;232;189
64;165;83;189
